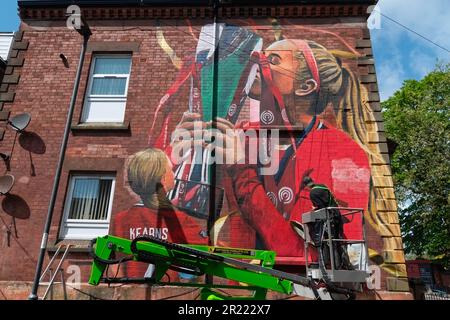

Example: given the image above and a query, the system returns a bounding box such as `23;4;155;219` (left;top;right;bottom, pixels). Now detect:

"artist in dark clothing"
310;184;339;211
297;176;353;270
304;177;343;243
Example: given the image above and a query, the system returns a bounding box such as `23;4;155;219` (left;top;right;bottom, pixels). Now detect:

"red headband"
290;39;321;93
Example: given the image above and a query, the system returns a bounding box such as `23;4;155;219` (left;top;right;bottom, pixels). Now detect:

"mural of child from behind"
111;148;208;280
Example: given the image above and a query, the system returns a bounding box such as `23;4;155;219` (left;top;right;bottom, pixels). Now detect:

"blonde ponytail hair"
293;40;380;157
127;148;174;210
294;40;386;247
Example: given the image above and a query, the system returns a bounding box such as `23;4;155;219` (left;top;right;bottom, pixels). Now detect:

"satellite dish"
8;113;31;132
0;152;10;161
0;174;14;195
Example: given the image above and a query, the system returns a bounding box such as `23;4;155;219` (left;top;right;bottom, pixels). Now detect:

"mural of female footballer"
216;38;373;261
113;21;392;273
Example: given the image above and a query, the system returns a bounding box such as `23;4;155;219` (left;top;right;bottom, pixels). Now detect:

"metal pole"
42;245;71;300
206;0;220;286
39;245;63;282
326;209;335;273
28;32;90;300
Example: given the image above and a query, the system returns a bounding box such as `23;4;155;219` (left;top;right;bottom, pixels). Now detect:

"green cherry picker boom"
88;207;371;300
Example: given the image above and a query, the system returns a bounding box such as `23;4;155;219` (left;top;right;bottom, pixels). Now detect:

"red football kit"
226;123;371;263
111;204;209;278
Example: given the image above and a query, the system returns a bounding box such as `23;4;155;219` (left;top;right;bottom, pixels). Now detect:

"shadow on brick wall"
2;194;31;220
18;131;46;176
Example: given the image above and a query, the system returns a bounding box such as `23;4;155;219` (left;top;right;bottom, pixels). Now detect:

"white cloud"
377;0;450;56
376;49;407;100
409;48;440;78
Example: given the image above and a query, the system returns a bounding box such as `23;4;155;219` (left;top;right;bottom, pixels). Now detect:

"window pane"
91;78;127;95
83;100;126;122
68;178;113;220
94;57;131;74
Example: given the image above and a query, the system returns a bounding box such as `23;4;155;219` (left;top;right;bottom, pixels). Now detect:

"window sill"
71;121;130;131
48;239;93;253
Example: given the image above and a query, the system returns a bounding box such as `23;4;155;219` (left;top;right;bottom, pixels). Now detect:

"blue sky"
371;0;450;100
1;0;449;101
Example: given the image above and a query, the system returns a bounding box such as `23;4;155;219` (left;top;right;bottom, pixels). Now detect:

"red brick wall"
0;5;407;298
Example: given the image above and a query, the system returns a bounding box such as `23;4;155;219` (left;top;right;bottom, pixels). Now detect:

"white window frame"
81;54;132;123
59;174;116;240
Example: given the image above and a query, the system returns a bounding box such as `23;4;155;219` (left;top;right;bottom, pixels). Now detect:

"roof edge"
18;0;377;8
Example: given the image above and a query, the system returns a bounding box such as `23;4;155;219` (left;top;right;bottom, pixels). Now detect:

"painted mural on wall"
112;20;398;279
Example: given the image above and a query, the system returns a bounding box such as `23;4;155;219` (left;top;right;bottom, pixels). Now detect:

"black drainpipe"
28;21;92;300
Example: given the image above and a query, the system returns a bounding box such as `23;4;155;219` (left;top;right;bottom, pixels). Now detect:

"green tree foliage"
382;64;450;268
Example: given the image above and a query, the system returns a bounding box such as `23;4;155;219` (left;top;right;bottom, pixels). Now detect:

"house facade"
0;0;411;299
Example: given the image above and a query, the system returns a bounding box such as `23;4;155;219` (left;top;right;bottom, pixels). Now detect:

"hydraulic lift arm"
88;208;369;300
88;235;326;300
